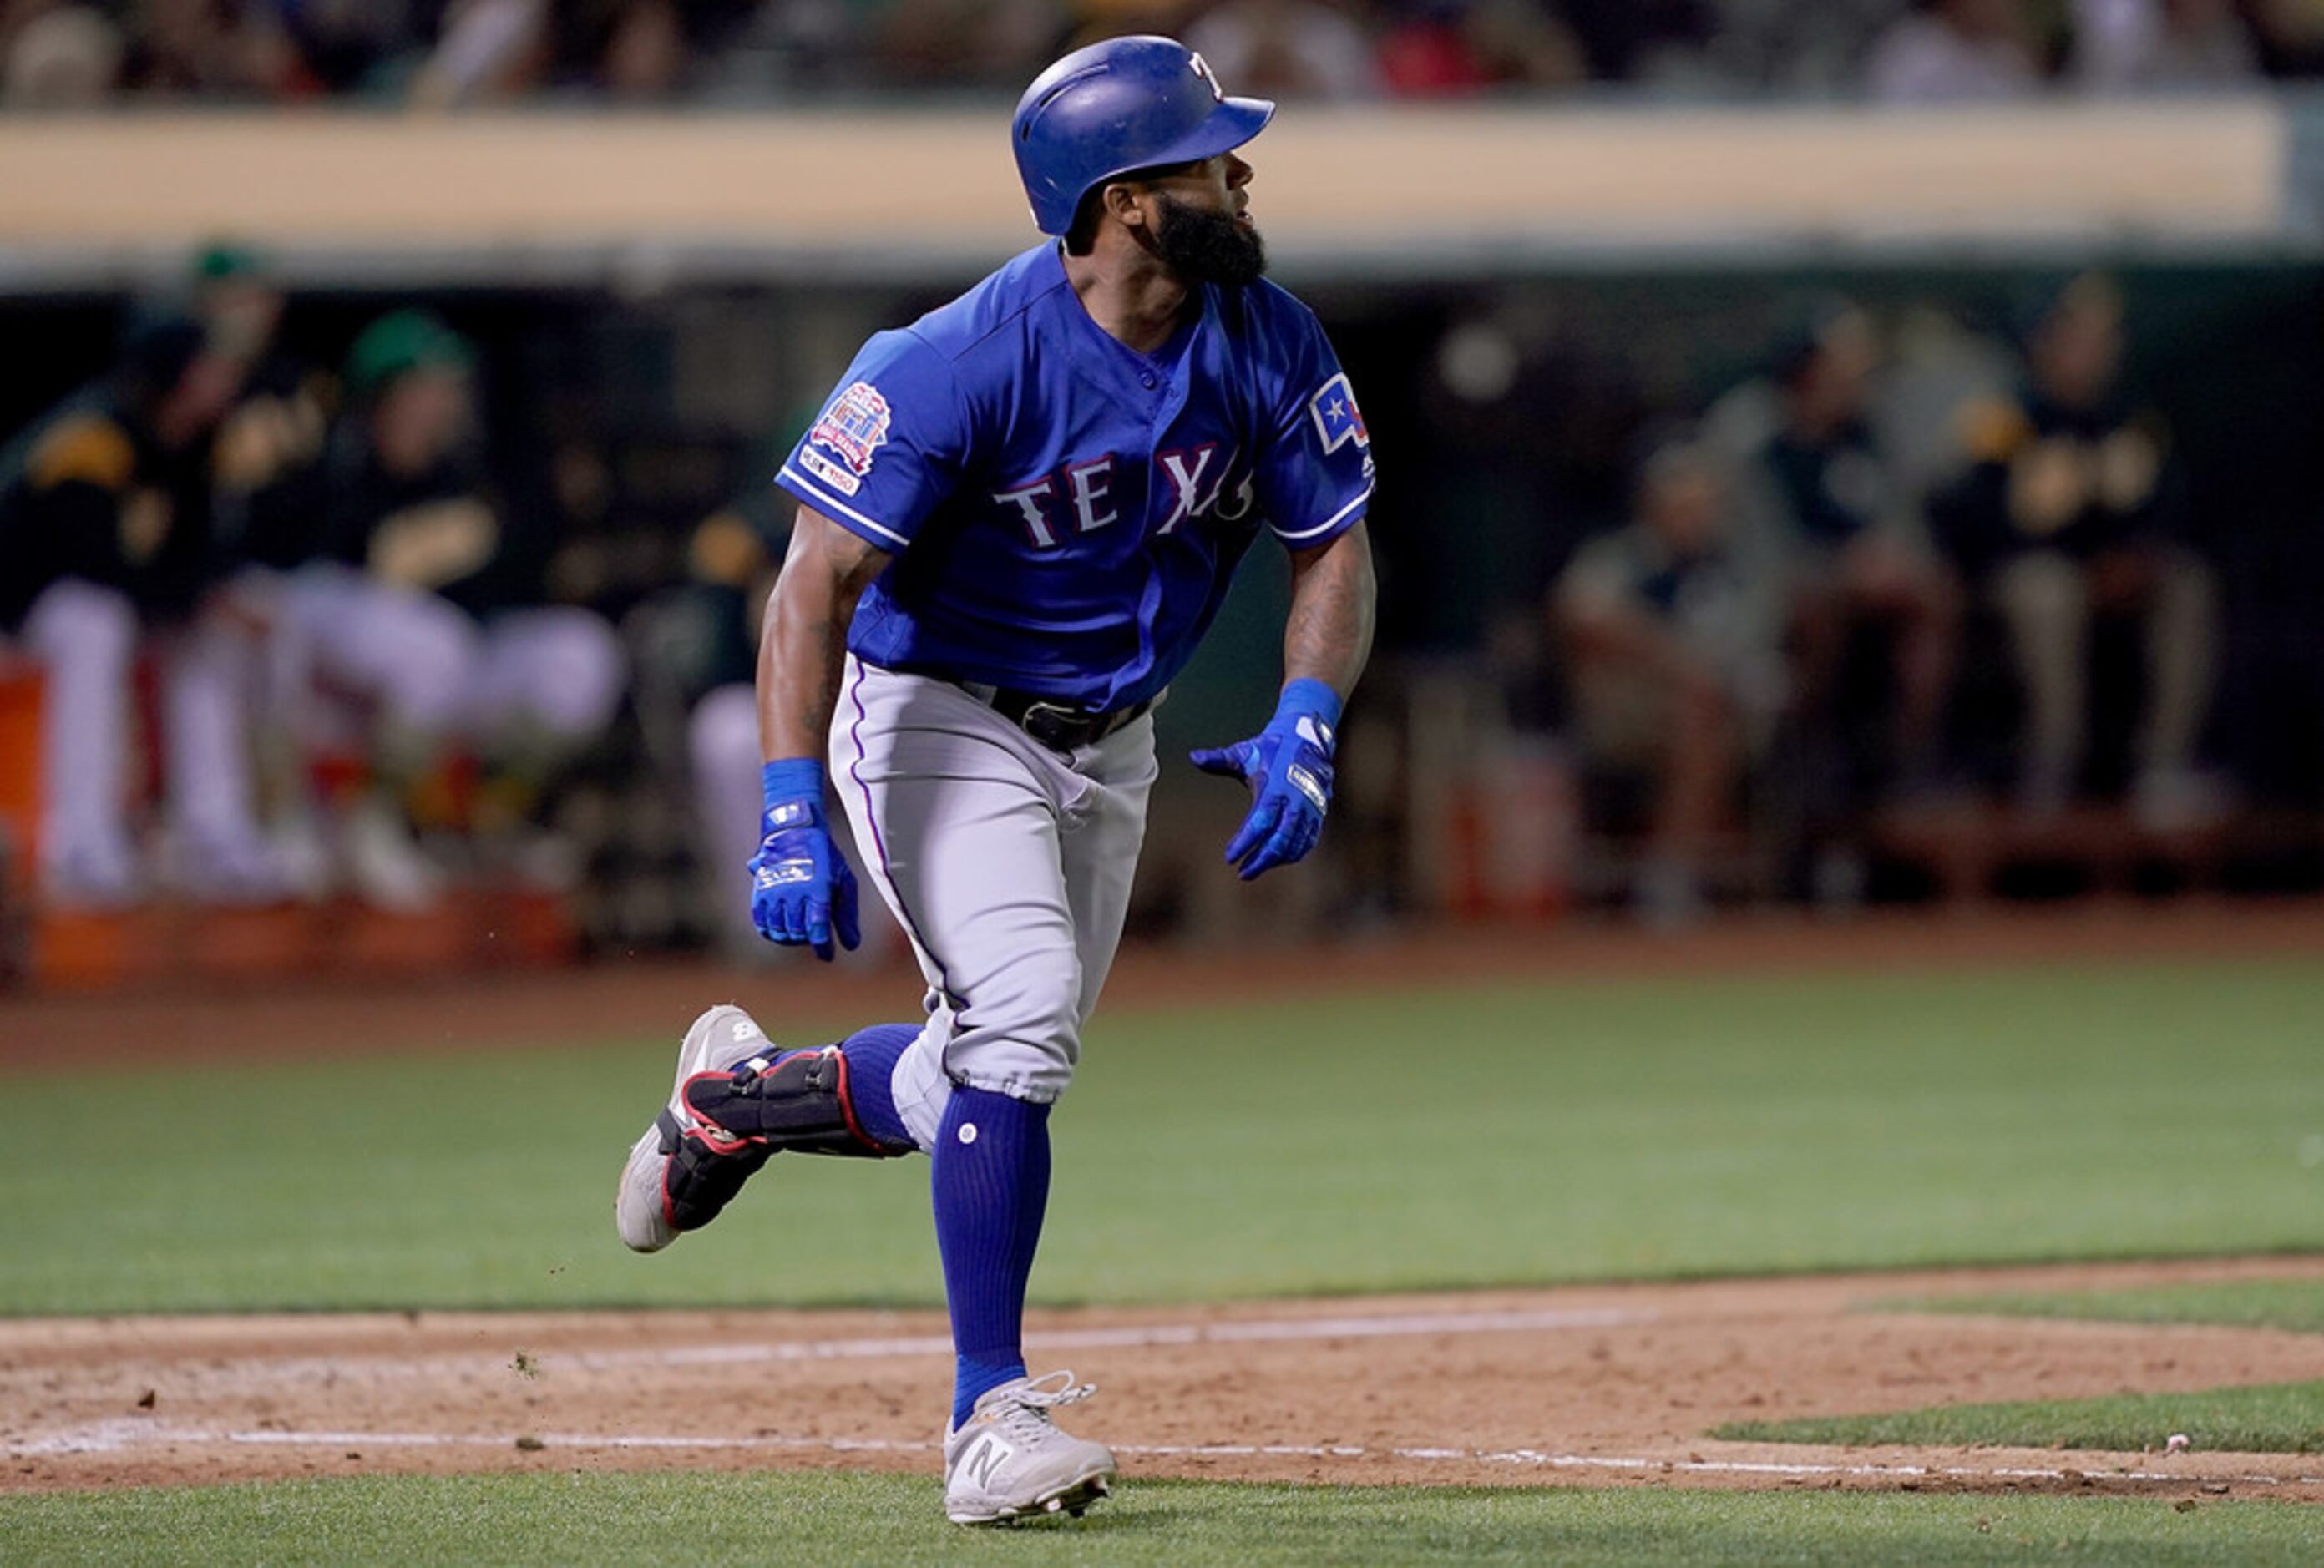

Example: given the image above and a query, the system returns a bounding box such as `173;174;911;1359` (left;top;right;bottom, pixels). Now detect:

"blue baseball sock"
833;1023;918;1149
932;1086;1051;1429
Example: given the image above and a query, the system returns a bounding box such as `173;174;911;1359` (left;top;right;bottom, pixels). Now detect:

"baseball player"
257;311;627;908
1930;273;2219;825
0;316;287;907
615;35;1376;1524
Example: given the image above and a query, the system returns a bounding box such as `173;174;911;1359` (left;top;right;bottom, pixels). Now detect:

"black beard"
1152;195;1267;288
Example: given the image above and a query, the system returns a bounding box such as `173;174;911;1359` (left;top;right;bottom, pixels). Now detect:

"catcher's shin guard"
660;1046;910;1234
656;1116;774;1234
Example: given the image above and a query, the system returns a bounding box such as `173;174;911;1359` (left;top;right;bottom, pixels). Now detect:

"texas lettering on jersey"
775;243;1373;710
990;444;1255;549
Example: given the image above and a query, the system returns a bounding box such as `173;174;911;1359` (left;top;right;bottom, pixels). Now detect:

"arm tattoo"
790;610;845;742
758;508;889;761
1282;520;1377;699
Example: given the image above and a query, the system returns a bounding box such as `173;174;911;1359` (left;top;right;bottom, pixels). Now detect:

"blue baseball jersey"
776;243;1373;711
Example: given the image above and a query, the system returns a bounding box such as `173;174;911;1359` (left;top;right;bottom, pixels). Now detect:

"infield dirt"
8;1257;2324;1502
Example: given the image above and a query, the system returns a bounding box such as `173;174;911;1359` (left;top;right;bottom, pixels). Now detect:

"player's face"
202;280;284;364
373;367;470;475
1804;311;1875;420
1145;153;1265;288
1642;464;1724;559
2033;301;2122;409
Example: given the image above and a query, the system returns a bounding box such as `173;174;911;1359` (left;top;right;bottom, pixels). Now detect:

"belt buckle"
1019;700;1087;751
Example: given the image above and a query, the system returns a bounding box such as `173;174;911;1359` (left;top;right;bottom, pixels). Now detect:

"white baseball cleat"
942;1371;1117;1525
341;796;443;913
39;834;143;911
615;1004;777;1253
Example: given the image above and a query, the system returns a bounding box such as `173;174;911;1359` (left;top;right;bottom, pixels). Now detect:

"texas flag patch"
809;381;892;476
1309;373;1368;454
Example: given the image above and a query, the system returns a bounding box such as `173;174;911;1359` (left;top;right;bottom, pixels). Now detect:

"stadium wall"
0;98;2299;290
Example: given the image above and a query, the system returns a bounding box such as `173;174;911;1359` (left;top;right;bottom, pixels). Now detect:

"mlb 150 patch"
811;382;894;476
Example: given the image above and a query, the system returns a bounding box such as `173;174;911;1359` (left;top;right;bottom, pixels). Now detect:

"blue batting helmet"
1011;35;1275;237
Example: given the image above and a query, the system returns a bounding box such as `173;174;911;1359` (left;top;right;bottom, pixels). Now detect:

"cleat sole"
947;1472;1115;1527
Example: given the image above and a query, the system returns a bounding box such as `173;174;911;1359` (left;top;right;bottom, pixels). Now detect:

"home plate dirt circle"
8;1257;2324;1502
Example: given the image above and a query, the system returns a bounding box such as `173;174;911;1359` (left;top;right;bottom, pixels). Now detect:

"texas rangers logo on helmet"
1188;50;1224;103
810;381;893;476
1309;373;1368;454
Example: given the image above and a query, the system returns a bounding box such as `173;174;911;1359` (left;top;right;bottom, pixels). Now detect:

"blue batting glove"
748;759;860;961
1190;678;1341;881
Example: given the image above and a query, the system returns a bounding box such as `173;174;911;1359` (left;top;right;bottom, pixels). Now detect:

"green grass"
3;957;2321;1313
1877;1279;2324;1335
1713;1379;2324;1454
2;1473;2318;1565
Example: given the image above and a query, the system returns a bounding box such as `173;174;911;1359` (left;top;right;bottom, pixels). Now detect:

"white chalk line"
609;1307;1645;1372
68;1306;1648;1388
14;1419;2322;1489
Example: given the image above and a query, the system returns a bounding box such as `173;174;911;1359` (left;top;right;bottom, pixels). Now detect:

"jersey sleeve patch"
797;445;863;496
1308;373;1368;455
808;381;893;478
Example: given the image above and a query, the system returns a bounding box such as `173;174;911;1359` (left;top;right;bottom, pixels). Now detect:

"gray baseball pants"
830;655;1156;1151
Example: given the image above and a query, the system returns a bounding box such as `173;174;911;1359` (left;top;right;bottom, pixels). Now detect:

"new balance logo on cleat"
958;1434;1014;1491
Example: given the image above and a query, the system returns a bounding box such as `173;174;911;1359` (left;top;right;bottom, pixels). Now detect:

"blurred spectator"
409;0;548;106
1865;0;2042;101
2241;0;2324;77
2069;0;2257;90
1377;0;1587;96
1552;430;1785;924
1928;273;2222;824
195;244;334;563
14;0;2300;100
1720;298;1961;812
1699;0;1912;94
276;0;427;95
265;310;627;907
590;0;690;98
0;316;290;906
1559;0;1715;86
872;0;1067;90
1864;301;2021;500
129;0;305;98
1187;0;1383;99
2;3;124;104
186;242;339;885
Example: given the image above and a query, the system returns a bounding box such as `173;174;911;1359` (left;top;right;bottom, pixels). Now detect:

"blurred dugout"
3;91;2323;974
0;314;275;908
249;306;625;912
0;252;627;969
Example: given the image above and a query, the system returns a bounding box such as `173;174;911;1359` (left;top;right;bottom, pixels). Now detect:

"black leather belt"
963;684;1155;752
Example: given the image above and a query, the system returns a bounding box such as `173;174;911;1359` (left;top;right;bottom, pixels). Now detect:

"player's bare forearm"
757;505;890;763
1282;518;1376;701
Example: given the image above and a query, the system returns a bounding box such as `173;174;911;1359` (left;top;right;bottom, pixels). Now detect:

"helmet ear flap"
1062;185;1108;257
